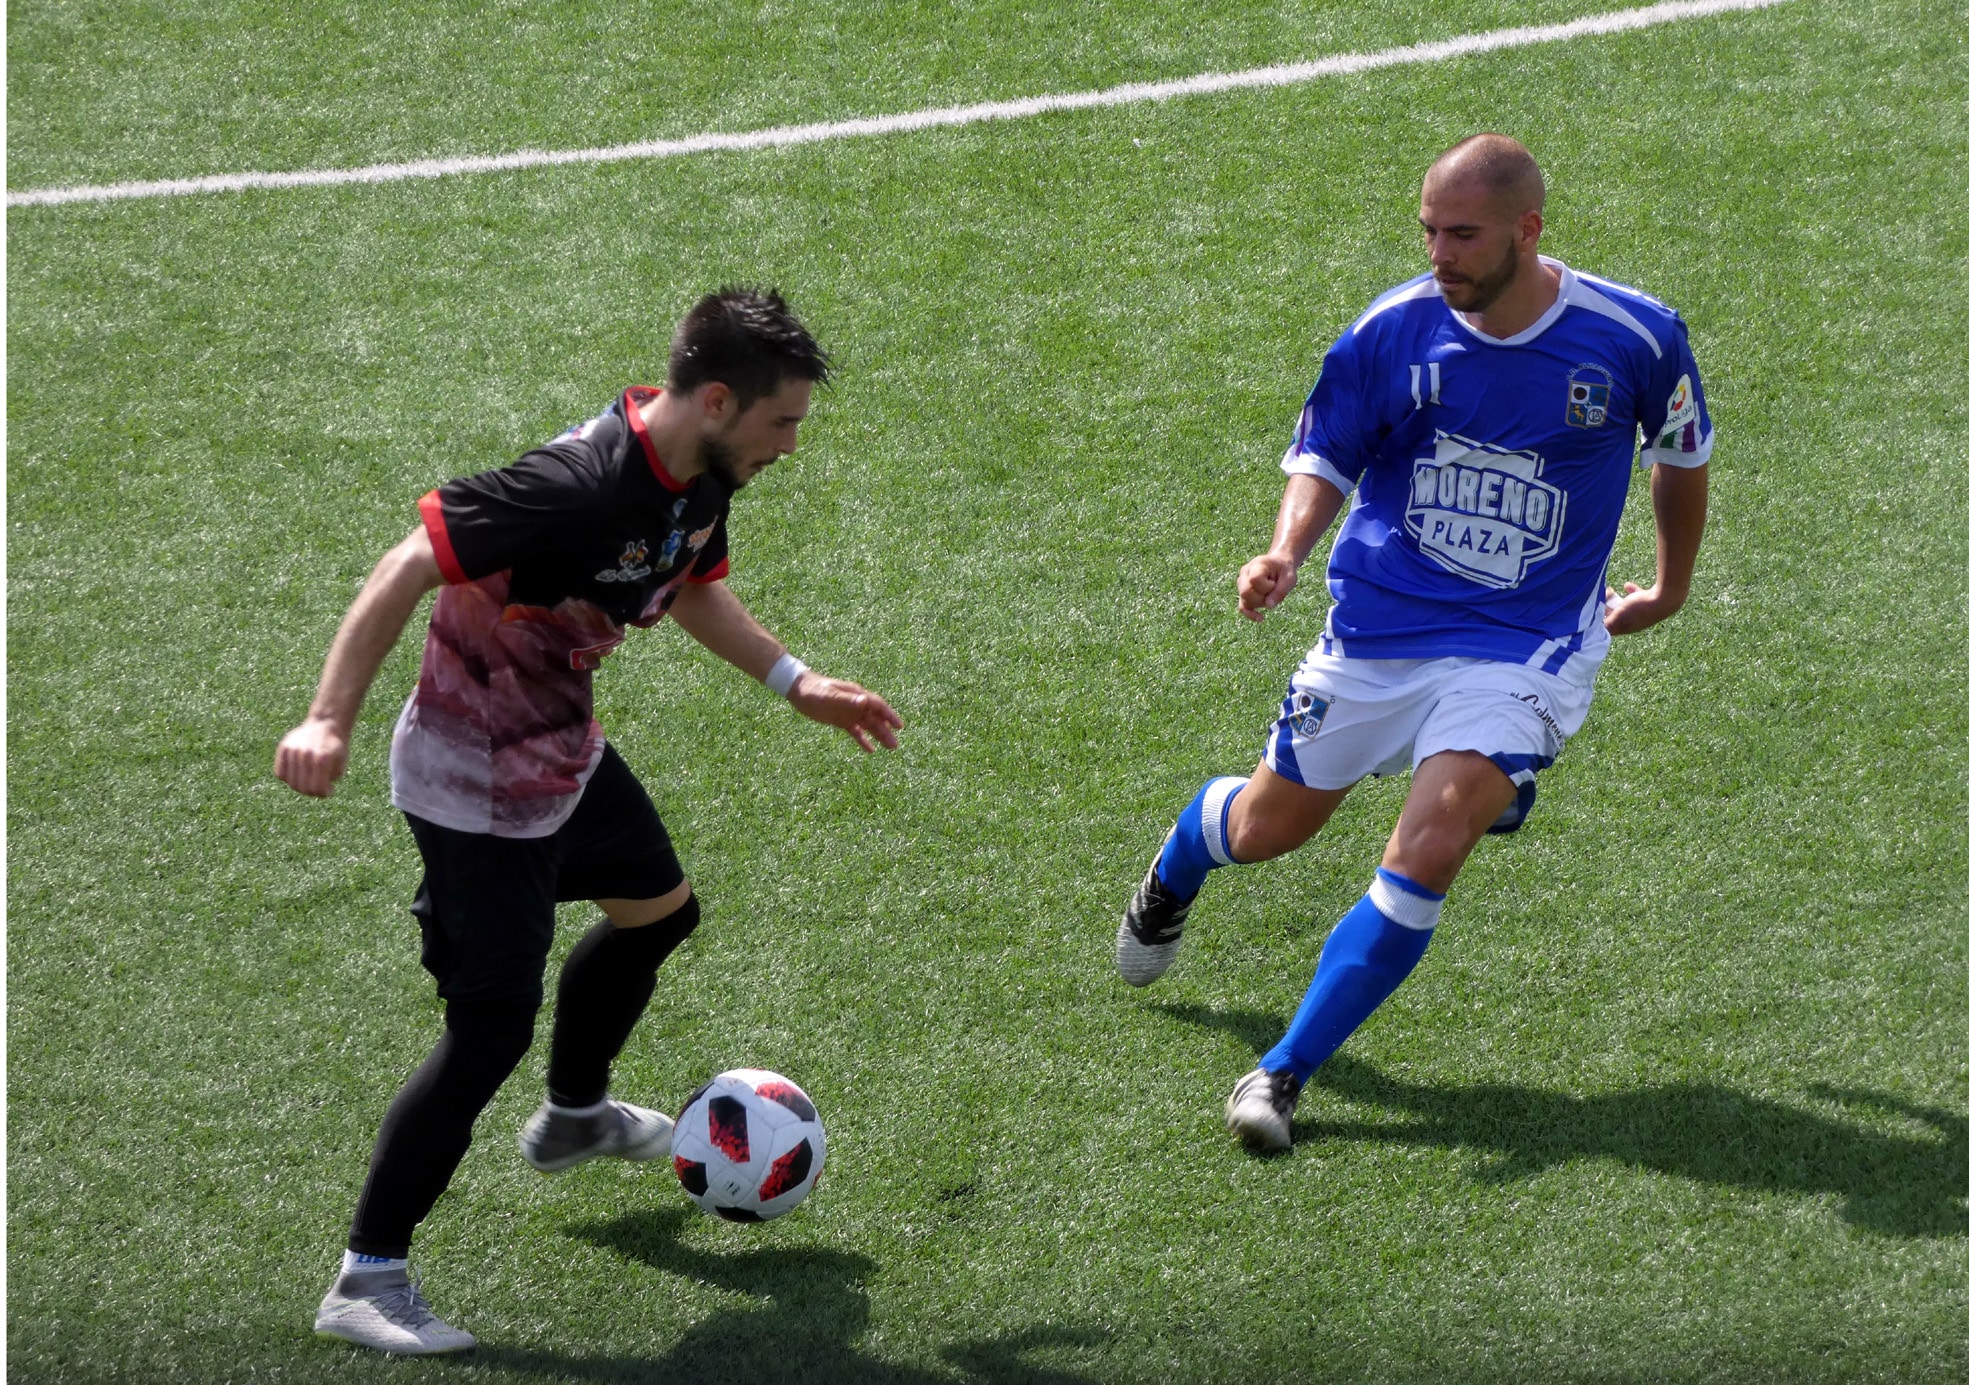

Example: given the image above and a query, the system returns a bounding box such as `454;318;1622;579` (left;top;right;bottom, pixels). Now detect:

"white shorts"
1261;649;1604;833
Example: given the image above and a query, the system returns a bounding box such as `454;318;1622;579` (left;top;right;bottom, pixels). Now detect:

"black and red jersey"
390;387;731;837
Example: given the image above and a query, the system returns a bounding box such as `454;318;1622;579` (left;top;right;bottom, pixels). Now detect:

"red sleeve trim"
623;386;688;493
418;489;470;585
686;555;730;584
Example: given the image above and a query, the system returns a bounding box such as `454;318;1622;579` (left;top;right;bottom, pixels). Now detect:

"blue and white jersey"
1284;257;1712;672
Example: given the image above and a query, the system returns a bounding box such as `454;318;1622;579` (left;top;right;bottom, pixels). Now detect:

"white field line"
8;0;1788;210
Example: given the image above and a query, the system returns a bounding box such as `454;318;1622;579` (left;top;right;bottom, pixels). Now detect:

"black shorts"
403;743;686;1005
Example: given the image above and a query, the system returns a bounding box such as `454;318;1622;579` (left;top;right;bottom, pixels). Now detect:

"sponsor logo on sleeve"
1405;431;1567;590
1565;364;1612;428
1656;373;1698;450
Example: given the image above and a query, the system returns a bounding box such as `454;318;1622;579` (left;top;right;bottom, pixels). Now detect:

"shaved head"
1417;135;1560;331
1424;134;1546;216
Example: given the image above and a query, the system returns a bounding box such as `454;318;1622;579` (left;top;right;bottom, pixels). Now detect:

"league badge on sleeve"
1662;374;1696;428
1565;365;1612;428
1656;373;1699;450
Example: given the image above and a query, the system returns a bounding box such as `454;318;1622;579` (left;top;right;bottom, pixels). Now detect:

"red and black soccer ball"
671;1069;827;1222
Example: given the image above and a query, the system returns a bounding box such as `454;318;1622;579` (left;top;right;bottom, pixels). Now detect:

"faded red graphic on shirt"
389;570;684;837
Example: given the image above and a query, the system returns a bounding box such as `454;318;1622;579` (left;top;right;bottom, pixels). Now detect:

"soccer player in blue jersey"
1115;134;1712;1150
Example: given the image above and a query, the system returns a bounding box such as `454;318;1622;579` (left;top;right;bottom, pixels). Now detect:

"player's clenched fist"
275;716;350;797
1602;580;1686;637
788;675;904;753
1238;553;1300;622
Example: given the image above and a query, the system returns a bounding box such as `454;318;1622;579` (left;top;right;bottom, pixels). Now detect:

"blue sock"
1260;869;1443;1081
1153;776;1250;898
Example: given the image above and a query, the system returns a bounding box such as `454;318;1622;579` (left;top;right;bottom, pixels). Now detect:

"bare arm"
667;580;903;752
1604;462;1708;636
1237;474;1348;621
274;528;445;797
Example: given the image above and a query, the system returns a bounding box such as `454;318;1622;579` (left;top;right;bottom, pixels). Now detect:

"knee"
1382;823;1477;895
613;892;701;960
603;879;694;930
444;998;539;1073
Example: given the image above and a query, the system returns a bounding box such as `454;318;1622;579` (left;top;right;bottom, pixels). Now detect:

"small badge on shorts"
1288;691;1331;739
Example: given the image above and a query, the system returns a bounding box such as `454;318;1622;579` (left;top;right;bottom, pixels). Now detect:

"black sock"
546;896;700;1108
347;998;537;1257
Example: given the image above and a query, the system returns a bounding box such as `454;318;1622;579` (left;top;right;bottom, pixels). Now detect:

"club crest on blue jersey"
1565;364;1612;428
1287;690;1330;740
1405;431;1567;590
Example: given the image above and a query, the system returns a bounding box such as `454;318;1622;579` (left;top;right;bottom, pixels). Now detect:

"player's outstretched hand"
788;675;904;753
1238;553;1300;622
1603;581;1686;636
274;716;350;797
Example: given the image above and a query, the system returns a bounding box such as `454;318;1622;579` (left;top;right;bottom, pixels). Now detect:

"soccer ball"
672;1069;827;1222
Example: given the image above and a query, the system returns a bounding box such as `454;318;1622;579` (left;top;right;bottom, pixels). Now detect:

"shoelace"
372;1276;438;1330
545;1108;611;1142
1133;880;1188;943
1268;1074;1302;1113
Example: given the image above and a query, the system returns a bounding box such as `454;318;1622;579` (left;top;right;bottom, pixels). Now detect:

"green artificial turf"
8;1;1967;1381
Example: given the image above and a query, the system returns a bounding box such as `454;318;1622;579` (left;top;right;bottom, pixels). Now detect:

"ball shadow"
466;1207;1106;1383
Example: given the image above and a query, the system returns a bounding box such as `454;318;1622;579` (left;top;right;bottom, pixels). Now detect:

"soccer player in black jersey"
276;288;902;1356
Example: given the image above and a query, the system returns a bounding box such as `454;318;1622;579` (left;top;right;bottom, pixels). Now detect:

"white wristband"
765;653;809;698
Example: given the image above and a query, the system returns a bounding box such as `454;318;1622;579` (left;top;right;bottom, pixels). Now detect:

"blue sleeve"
1282;334;1373;493
1638;315;1714;469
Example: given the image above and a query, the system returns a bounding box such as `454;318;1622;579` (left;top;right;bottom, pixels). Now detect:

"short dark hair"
667;286;831;408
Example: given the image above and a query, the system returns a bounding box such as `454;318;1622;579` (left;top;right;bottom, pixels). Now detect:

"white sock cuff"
548;1097;612;1117
1201;776;1251;867
1368;872;1443;931
342;1250;409;1275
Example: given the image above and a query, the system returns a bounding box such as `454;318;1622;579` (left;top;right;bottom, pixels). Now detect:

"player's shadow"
1156;1006;1967;1237
1315;1055;1969;1238
470;1206;1104;1384
1149;1001;1284;1060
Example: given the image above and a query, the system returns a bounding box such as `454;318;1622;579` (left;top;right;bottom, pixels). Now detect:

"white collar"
1449;256;1573;346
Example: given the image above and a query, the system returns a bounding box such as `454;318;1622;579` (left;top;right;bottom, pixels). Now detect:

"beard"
1438;244;1520;314
700;434;748;489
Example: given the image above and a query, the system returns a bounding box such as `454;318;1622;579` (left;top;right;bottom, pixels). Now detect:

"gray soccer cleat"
519;1097;674;1173
315;1270;475;1356
1115;861;1194;986
1225;1067;1302;1151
